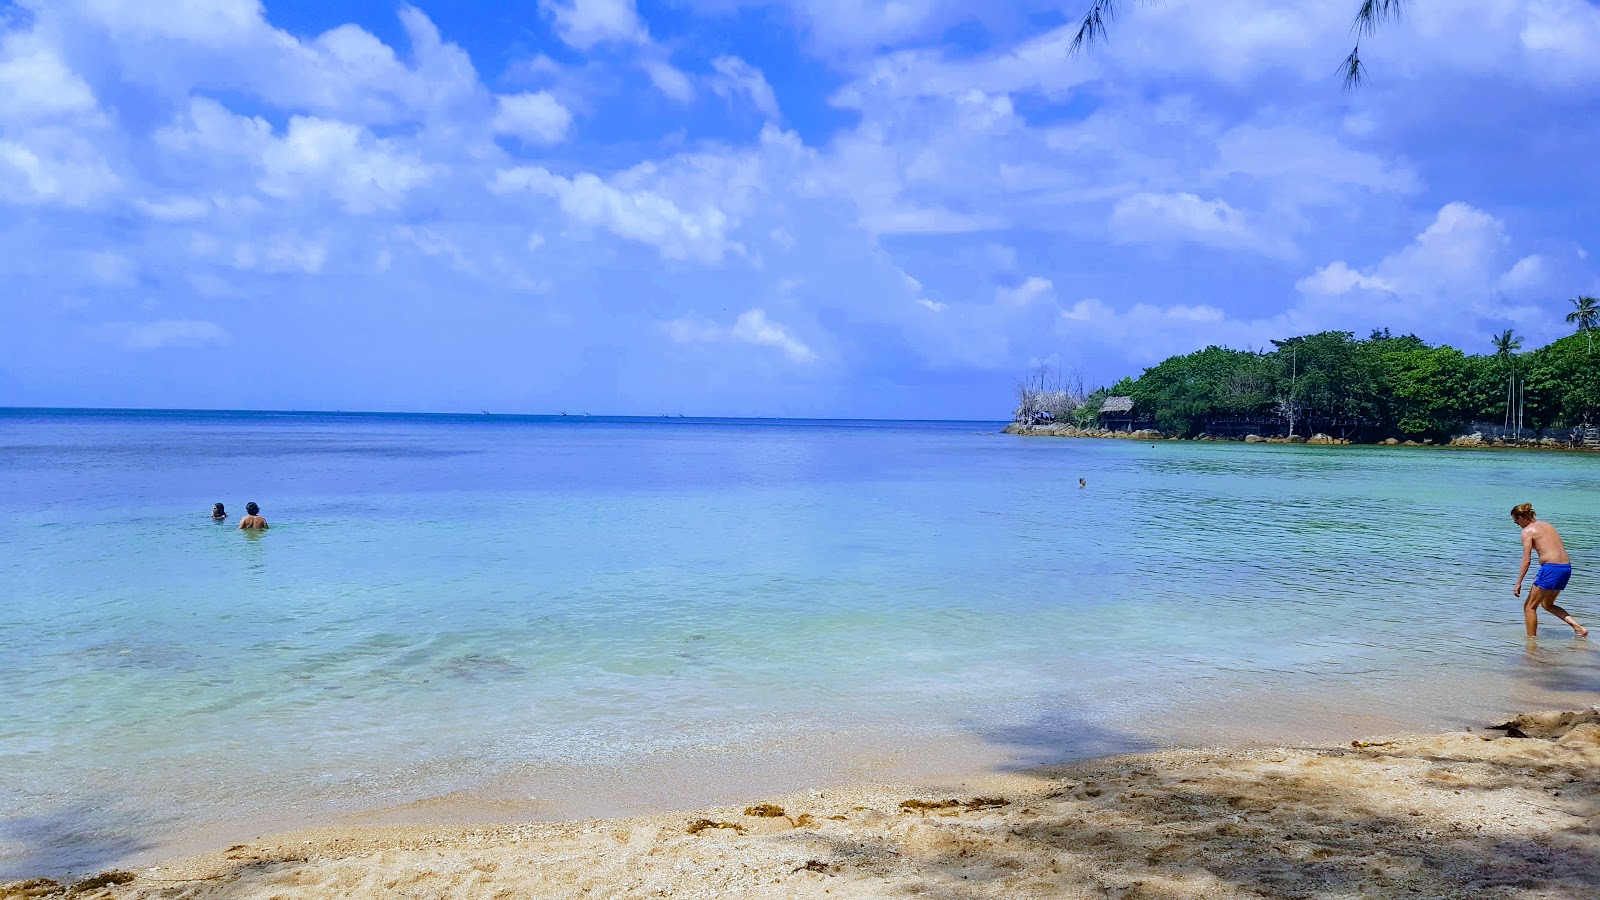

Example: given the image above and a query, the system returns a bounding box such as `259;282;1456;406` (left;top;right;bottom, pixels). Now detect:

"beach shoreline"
8;709;1599;899
1003;422;1600;452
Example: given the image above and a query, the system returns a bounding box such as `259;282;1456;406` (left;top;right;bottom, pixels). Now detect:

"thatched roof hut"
1099;396;1134;414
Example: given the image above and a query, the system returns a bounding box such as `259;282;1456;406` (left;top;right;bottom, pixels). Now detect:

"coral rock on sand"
11;710;1600;900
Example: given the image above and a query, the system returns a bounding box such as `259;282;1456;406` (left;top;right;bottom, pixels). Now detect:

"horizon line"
0;405;1008;425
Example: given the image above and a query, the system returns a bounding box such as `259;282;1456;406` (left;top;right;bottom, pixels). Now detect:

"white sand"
6;709;1600;899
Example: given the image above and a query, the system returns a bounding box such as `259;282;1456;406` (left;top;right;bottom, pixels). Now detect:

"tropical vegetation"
1056;328;1600;441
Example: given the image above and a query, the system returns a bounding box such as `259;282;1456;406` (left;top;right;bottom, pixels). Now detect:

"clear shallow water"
3;409;1600;877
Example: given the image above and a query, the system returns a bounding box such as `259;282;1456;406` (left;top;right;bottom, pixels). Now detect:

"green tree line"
1085;321;1600;440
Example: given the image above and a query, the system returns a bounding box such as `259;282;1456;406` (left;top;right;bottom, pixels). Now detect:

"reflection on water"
2;410;1599;876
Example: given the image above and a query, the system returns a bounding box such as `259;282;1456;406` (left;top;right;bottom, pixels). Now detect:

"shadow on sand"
0;801;152;882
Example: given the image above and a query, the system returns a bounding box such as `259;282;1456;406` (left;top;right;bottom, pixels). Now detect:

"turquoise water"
3;409;1599;876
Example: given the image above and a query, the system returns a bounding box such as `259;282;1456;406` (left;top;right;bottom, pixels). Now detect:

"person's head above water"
246;502;260;516
1511;503;1536;525
212;503;225;517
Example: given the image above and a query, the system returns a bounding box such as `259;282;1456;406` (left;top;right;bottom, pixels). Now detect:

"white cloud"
40;2;482;126
494;165;738;263
1498;254;1547;294
1109;192;1294;258
0;135;121;207
710;56;779;119
492;91;573;145
539;0;648;49
258;116;430;213
664;308;817;362
995;276;1054;307
642;58;695;103
94;319;232;350
1295;261;1394;296
0;31;101;123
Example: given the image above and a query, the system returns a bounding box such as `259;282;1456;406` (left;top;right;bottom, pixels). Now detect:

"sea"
3;408;1598;877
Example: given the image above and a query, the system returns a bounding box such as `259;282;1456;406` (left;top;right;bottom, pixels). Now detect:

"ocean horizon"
3;408;1598;878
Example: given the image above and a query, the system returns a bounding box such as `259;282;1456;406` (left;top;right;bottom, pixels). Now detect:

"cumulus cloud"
0;31;101;122
493;165;738;263
1295;261;1394;296
1282;202;1545;342
492;91;573;145
1109;192;1295;258
664;308;817;362
257;116;431;213
539;0;649;49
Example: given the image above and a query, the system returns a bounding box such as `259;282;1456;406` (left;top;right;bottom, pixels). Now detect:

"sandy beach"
7;709;1599;899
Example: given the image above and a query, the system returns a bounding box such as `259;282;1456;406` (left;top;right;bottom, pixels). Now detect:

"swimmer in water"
1079;478;1086;489
1511;503;1585;638
211;502;227;520
238;501;268;531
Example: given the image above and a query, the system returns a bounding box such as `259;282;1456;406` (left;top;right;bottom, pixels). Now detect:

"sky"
1;0;1598;418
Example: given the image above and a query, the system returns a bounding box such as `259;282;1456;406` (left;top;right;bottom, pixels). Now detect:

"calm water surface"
3;409;1599;876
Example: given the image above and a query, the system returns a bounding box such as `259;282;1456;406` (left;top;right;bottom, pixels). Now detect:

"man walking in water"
238;502;268;531
1512;503;1586;638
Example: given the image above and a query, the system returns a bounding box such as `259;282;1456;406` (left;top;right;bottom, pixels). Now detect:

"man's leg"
1536;587;1588;637
1525;589;1544;636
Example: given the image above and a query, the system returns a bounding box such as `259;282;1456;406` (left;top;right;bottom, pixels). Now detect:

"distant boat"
482;410;490;415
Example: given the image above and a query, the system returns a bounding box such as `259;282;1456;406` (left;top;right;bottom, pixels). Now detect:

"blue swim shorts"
1534;563;1573;592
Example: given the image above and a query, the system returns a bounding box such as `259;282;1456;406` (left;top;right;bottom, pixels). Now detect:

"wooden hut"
1098;396;1139;431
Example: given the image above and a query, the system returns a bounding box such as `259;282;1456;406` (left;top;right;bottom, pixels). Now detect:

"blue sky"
1;0;1597;417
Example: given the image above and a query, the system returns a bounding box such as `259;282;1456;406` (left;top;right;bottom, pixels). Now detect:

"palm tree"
1567;296;1599;354
1492;329;1523;432
1070;0;1405;87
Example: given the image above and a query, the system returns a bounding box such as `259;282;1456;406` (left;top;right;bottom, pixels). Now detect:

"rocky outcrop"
1449;432;1486;447
1244;434;1267;443
1380;438;1400;445
1003;424;1163;440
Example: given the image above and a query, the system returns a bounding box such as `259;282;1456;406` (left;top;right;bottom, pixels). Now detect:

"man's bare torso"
239;515;268;530
1523;521;1570;565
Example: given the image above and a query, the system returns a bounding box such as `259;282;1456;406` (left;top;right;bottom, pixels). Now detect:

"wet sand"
7;709;1599;900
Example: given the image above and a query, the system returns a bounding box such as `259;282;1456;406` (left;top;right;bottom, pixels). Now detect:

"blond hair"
1511;503;1536;521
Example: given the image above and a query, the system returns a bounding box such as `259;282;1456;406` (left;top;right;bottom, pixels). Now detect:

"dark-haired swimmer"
238;502;268;531
212;502;227;520
1512;503;1585;638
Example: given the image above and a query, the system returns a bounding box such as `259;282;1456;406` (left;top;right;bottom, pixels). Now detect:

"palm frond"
1069;1;1119;56
1340;45;1365;89
1353;0;1406;37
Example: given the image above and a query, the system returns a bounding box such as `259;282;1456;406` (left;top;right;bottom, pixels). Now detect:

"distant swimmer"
1511;503;1585;638
238;501;268;531
1079;478;1087;489
211;502;227;521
